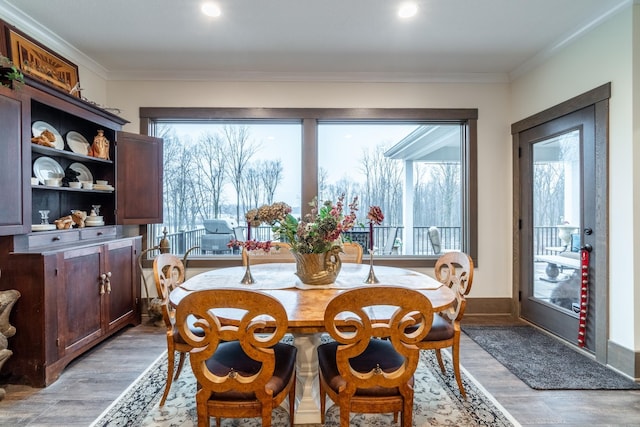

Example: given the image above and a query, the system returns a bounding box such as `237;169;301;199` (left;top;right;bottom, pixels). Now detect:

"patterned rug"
91;348;519;426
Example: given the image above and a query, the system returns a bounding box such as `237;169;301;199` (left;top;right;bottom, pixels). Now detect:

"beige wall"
511;5;637;351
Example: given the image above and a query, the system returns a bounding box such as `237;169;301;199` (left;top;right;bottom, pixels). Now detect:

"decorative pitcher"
292;247;342;286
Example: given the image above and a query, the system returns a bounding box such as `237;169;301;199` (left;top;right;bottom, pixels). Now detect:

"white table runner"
180;263;442;291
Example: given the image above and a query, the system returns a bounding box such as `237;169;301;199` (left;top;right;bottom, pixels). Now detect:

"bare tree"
431;163;460;227
261;159;283;204
360;144;403;225
162;131;198;232
533;162;564;226
318;167;329;200
242;166;263;209
193;132;227;220
223;125;260;223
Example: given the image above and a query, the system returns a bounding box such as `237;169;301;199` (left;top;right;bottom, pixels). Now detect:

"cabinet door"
103;237;141;332
0;86;29;235
115;131;163;224
58;245;104;355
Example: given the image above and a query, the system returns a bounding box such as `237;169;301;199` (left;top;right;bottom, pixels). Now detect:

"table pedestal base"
292;333;322;424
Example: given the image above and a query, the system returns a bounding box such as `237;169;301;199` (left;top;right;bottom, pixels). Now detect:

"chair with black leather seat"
153;253;191;406
417;251;474;397
317;286;434;427
175;288;297;427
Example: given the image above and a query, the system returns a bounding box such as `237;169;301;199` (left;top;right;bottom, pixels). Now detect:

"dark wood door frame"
511;83;610;362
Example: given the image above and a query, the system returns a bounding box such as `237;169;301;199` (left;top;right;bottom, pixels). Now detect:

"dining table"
170;262;455;425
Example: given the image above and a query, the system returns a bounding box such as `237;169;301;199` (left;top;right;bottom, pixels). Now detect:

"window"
140;108;477;267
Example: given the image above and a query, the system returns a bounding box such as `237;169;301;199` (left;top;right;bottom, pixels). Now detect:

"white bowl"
31;177;40;185
69;182;82;188
96;180;108;185
82;182;94;190
45;178;61;187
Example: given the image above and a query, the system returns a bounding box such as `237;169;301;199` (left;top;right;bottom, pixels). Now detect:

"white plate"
85;221;105;227
66;131;90;155
94;184;114;191
32;121;64;150
33;156;64;184
32;224;56;231
68;163;93;183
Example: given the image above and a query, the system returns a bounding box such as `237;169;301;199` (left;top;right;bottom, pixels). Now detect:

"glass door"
519;106;596;350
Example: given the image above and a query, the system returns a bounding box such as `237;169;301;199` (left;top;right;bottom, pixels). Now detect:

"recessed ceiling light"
201;2;221;17
398;2;418;19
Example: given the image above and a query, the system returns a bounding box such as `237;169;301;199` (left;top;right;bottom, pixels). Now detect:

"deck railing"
156;225;461;256
154;225;562;257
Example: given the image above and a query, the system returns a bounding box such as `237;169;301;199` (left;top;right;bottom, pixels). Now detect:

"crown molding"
105;69;510;84
0;0;109;79
510;0;631;80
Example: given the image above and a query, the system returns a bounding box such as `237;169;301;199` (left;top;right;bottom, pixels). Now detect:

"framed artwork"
2;22;79;97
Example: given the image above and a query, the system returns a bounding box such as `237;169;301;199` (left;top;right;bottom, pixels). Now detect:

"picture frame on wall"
1;20;80;97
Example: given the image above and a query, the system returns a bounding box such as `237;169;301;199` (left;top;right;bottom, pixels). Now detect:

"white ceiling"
0;0;630;82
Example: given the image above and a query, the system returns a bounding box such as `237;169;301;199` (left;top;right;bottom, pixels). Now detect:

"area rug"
91;349;519;426
462;325;640;390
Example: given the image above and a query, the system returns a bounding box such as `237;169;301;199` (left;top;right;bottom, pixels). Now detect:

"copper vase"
293;247;342;286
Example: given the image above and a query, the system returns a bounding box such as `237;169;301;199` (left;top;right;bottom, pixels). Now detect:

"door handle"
99;273;106;295
581;244;592;252
105;271;112;294
584;227;593;235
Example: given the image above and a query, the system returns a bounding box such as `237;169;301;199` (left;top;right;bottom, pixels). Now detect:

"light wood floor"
0;316;638;426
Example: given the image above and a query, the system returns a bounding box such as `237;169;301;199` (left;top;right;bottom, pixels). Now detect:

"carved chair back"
242;241;295;265
434;251;474;322
323;286;434;396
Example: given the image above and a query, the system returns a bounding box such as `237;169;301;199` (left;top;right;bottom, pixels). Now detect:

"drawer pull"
99;273;106;295
105;271;112;293
52;236;61;241
97;232;103;236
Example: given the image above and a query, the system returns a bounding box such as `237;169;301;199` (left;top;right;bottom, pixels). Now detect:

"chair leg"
261;404;272;427
434;348;446;374
196;392;210;427
160;349;176;406
339;404;350;427
402;395;413;427
452;340;466;398
288;374;296;427
174;351;186;380
319;378;326;425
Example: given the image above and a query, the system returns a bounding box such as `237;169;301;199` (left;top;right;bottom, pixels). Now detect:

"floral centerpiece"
270;195;358;254
236;195;359;285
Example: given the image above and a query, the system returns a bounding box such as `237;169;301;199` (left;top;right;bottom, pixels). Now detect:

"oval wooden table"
170;263;455;425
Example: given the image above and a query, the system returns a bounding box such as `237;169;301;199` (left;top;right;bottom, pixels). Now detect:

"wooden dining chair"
417;251;474;397
317;286;434;427
174;289;297;427
242;242;295;265
153;253;192;406
340;242;363;263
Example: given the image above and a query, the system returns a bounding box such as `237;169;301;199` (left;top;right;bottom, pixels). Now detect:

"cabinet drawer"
28;230;80;248
80;226;117;240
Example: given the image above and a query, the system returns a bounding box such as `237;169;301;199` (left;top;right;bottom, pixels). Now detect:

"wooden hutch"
0;77;162;387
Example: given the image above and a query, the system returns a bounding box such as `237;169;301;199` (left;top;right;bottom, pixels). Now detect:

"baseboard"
607;340;640;380
465;297;514;315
